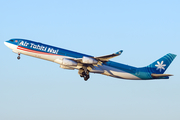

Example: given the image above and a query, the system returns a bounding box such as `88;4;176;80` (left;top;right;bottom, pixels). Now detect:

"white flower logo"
155;61;166;72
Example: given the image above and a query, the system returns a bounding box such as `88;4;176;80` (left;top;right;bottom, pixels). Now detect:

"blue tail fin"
146;53;176;74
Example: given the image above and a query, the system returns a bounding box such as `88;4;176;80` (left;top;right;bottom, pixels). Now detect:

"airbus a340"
4;39;176;81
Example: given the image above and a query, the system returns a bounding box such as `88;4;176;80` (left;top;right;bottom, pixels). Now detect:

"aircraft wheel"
84;75;90;81
17;56;20;60
79;71;85;77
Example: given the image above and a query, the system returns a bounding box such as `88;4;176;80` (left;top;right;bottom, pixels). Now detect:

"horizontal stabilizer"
151;73;173;78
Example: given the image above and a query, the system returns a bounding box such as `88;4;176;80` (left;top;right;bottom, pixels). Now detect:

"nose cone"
4;41;14;49
4;40;18;50
4;41;8;47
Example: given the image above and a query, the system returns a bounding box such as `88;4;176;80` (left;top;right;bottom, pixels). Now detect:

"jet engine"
82;56;98;64
54;58;78;66
60;65;75;70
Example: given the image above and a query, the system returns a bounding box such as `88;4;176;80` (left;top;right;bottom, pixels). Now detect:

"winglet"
115;50;123;55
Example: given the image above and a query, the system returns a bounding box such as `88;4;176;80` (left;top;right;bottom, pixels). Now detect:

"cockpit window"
10;40;14;42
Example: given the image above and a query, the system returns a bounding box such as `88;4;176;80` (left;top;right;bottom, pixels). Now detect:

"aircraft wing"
54;50;123;70
73;50;123;63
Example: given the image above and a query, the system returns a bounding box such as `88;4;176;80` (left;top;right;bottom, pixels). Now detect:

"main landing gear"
78;68;90;81
17;53;20;60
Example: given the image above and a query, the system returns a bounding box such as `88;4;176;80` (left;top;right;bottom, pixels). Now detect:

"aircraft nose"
4;41;8;46
4;41;12;48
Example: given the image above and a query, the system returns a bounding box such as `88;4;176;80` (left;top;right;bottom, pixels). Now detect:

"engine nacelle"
82;56;98;64
60;65;75;70
55;58;78;66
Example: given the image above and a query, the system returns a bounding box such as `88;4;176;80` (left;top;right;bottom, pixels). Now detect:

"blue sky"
0;0;180;120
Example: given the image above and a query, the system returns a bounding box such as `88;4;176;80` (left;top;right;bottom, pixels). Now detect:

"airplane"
4;39;177;81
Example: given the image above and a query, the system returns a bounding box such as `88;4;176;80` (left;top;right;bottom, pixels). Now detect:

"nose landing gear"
17;53;20;60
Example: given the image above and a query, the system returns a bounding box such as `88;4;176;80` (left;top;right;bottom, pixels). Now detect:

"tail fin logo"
155;61;166;72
